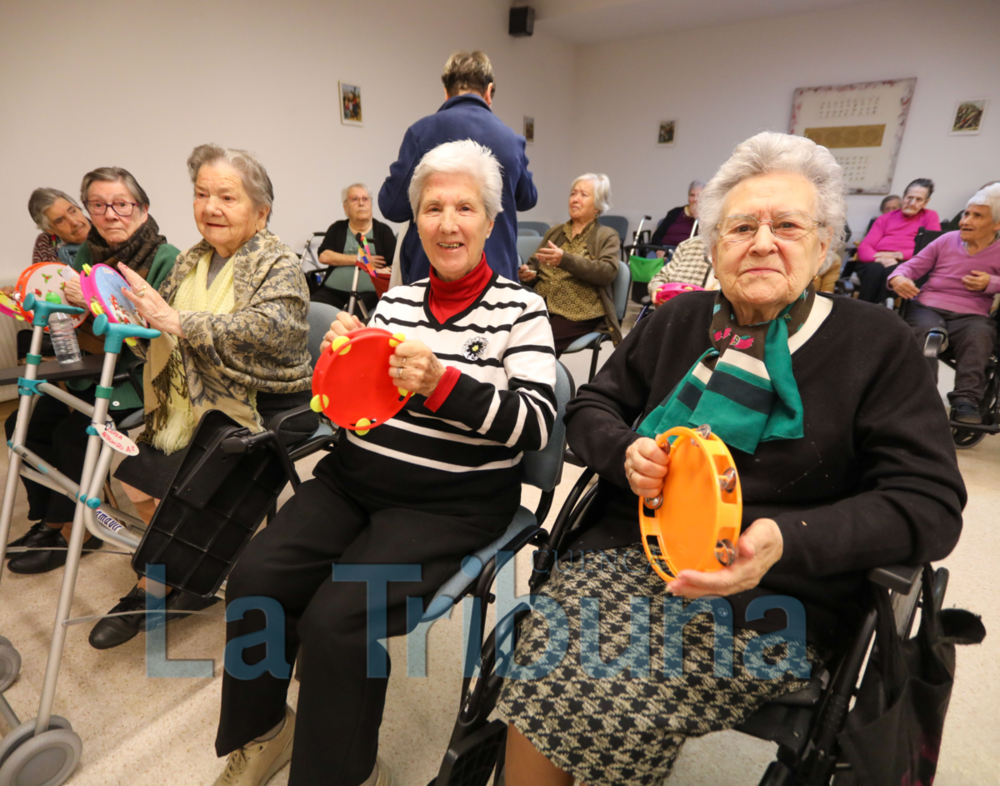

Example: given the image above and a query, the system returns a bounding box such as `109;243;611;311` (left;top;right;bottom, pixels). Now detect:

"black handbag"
837;565;986;785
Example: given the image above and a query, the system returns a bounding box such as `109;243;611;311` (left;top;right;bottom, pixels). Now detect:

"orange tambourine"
16;262;87;329
639;424;742;581
310;327;413;434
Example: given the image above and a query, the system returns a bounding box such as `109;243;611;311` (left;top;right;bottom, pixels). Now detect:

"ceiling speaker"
509;6;535;37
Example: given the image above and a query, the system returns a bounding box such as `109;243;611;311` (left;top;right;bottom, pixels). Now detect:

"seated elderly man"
313;183;396;314
889;184;1000;424
646;235;714;304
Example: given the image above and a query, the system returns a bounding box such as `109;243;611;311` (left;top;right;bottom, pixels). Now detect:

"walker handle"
23;293;85;327
93;314;162;354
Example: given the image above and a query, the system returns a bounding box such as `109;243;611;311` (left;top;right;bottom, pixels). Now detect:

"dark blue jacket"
379;94;538;283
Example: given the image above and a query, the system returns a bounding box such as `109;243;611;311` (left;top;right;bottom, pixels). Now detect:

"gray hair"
699;131;846;252
688;180;706;192
408;139;503;222
187;144;274;224
80;167;150;211
28;188;81;232
967;183;1000;224
341;183;371;203
572;173;612;215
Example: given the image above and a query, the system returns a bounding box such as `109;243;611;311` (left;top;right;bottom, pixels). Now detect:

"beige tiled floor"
1;347;997;785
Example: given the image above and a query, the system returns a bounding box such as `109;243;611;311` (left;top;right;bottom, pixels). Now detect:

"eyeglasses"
346;196;371;205
85;200;139;217
717;212;826;244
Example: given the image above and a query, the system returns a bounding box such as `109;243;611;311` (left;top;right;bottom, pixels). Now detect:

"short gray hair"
572;173;612;214
187;144;274;224
408;140;503;222
688;180;706;192
80;167;150;211
28;188;81;232
699;131;846;252
341;183;371;203
967;184;1000;224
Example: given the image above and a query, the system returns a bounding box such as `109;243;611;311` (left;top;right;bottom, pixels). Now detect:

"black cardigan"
564;292;965;648
650;205;686;246
317;217;397;265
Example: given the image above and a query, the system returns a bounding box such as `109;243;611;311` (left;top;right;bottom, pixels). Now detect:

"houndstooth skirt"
496;544;826;786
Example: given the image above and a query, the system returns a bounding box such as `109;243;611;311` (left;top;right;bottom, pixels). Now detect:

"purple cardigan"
889;231;1000;316
857;208;941;262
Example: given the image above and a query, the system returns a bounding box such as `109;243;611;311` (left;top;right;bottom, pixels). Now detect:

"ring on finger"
138;284;148;298
397;366;404;379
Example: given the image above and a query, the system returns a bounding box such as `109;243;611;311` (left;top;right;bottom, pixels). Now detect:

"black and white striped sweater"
321;274;557;514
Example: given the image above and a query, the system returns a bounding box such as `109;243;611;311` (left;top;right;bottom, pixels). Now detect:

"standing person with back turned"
379;50;537;284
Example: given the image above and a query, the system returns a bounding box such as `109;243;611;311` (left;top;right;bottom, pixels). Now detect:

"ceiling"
527;0;872;44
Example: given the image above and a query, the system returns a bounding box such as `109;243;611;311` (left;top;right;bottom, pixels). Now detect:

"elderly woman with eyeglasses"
518;173;622;354
82;144;316;650
498;132;964;786
5;169;178;577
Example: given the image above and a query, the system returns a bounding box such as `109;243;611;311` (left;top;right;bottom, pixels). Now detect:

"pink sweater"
857;208;941;262
888;231;1000;316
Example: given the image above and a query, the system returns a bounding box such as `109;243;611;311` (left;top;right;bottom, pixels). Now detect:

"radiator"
0;317;20;401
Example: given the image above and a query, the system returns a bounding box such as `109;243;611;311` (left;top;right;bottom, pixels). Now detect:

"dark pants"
855;261;899;303
310;285;378;317
550;314;604;355
215;462;510;786
904;301;997;406
4;388;139;523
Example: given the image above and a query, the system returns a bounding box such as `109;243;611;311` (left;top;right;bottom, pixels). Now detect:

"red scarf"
428;253;492;323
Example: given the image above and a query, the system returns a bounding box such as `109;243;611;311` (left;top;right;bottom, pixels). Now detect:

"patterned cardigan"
137;229;312;434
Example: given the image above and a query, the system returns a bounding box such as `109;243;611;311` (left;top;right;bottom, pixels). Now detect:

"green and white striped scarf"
637;286;819;454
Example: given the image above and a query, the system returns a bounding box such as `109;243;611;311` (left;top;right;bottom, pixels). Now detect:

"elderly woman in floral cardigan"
87;143;316;650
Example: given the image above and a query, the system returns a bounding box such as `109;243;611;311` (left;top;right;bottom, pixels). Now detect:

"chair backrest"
519;221;551;236
522;361;574;491
599;215;629;244
611;261;631;320
306;301;343;366
516;235;543;266
914;228;944;256
517;227;540;236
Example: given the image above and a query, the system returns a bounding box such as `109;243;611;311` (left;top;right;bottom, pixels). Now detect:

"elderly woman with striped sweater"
211;139;557;786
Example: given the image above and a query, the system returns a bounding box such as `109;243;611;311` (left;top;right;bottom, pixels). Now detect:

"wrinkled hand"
320;311;364;353
889;275;919;299
534;241;564;267
874;251;903;267
624;437;671;498
388;340;445;398
962;270;990;292
63;274;85;307
369;254;388;270
667;518;784;599
118;263;184;336
518;265;537;283
0;285;14;297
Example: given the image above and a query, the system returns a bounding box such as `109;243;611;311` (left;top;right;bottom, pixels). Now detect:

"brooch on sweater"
463;336;488;361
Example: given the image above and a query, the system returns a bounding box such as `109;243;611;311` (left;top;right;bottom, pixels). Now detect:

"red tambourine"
16;262;87;329
652;282;705;305
639;425;742;581
310;327;413;434
79;263;148;328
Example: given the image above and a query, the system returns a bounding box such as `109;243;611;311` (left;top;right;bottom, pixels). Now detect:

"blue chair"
518;221;550;236
517;227;539;237
561;260;631;382
515;235;543;267
598;214;629;257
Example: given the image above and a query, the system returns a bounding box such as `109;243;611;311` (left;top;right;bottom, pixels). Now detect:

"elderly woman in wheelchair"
83;144;317;650
210;140;557;786
889;184;1000;426
497;132;965;786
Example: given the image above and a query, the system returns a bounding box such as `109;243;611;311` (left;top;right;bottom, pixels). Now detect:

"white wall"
0;0;576;283
569;0;1000;243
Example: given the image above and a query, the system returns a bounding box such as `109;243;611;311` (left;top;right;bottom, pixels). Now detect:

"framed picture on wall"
950;99;988;135
339;81;363;126
789;78;917;194
524;116;535;143
657;121;676;146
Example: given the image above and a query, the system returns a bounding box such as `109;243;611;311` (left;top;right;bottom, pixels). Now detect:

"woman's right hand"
889;275;919;299
63;274;85;307
518;265;537;283
624;437;671;497
320;311;364;353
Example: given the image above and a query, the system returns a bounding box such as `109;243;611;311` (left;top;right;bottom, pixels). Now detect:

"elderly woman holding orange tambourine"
498;132;966;786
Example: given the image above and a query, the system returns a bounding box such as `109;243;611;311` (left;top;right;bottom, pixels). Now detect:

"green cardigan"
72;242;179;410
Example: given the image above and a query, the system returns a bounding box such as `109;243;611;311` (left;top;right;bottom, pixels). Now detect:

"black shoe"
88;585;221;649
951;402;983;424
6;528;104;575
6;521;54;556
154;589;221;629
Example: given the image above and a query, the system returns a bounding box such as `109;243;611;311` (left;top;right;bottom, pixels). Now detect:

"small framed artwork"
339;81;363;126
524;116;535;143
657;121;676;146
950;99;988;135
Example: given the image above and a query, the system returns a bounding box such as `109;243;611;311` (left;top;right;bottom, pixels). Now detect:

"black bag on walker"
837;565;985;785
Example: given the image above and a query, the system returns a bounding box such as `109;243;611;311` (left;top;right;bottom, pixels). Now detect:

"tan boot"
213;707;295;786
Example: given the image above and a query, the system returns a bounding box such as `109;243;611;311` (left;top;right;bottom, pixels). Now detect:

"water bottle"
49;312;83;364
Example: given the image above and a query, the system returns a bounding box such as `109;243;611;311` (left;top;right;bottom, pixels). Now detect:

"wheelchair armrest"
867;564;921;595
563;447;584;467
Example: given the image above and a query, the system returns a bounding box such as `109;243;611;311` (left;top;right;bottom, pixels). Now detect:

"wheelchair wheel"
952;427;986;449
0;639;21;692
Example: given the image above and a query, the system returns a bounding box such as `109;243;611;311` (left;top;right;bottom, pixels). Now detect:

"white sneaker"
213;707;295;786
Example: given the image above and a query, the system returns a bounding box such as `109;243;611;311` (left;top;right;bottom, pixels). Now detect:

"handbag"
628;254;664;283
837;565;986;785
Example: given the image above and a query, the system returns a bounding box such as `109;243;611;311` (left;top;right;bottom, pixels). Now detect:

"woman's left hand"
388;340;445;397
63;275;85;307
534;241;564;267
117;263;184;337
962;270;990;292
666;518;783;599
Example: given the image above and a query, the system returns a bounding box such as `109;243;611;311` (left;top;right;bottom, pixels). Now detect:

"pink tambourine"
653;282;705;305
80;263;148;328
16;262;87;329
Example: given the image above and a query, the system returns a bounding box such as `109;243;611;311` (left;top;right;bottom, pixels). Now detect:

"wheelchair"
430;460;960;786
